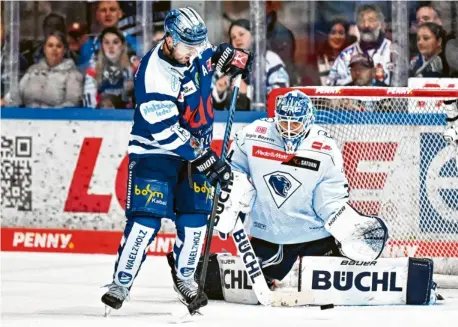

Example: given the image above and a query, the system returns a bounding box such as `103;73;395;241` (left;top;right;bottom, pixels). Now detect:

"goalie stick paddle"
231;218;316;307
187;74;242;315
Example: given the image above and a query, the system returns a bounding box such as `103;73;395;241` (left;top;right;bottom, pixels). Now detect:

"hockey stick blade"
231;219;315;307
189;74;243;315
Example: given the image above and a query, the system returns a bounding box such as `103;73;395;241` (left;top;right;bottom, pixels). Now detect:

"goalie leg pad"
298;256;435;305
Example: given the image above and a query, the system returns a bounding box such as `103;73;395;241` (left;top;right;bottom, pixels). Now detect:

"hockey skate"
167;252;208;313
101;282;130;316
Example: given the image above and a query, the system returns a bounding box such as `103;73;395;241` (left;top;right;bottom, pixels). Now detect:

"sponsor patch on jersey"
140;100;178;124
312;141;332;151
263;171;302;208
255;126;267;134
252;146;294;161
282;156;321;171
171;75;180;92
182;81;197;96
206;58;212;71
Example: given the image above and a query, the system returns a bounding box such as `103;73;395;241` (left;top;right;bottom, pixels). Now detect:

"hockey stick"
231;218;315;307
188;74;242;315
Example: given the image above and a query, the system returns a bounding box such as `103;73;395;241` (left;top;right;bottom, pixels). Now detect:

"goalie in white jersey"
224;90;388;282
196;90;438;306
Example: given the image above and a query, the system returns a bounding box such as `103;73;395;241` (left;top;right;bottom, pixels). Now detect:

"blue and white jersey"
128;41;215;161
326;39;393;86
229;119;349;244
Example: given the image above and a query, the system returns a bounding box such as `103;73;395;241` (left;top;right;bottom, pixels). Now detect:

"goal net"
267;87;458;284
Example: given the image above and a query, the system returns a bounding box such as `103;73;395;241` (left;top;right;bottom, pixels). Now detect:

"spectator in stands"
24;12;77;67
83;27;134;109
409;5;443;58
266;1;298;85
8;31;83;108
78;1;137;71
445;38;458;77
1;21;28;107
346;53;388;86
212;19;289;111
327;4;393;86
67;22;89;64
152;28;165;47
409;22;449;78
416;5;442;26
316;18;353;85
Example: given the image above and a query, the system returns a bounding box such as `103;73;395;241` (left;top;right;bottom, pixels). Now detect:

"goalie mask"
275;90;316;154
164;7;208;58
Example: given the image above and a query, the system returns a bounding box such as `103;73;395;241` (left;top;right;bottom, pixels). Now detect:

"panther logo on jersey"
268;174;292;197
264;172;302;208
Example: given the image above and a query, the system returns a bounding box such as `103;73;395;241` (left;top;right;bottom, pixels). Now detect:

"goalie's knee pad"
325;203;388;261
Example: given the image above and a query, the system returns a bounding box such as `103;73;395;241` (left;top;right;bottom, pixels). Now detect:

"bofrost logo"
420;133;458;233
263;171;302;208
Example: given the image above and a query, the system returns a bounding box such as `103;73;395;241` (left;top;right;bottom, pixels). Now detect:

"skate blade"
167;298;202;324
104;305;112;317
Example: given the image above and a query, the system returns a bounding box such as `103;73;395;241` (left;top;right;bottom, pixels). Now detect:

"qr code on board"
1;136;32;211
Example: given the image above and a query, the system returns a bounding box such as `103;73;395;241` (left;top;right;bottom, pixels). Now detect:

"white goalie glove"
325;203;389;261
214;170;256;235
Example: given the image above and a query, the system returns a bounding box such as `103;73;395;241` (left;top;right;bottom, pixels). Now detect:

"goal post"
267;87;458;281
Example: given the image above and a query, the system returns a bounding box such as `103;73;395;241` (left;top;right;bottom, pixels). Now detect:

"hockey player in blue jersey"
101;7;251;312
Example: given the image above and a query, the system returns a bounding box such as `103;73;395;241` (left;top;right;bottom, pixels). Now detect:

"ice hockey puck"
320;304;334;310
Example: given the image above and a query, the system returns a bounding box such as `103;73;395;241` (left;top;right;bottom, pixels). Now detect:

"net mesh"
268;87;458;276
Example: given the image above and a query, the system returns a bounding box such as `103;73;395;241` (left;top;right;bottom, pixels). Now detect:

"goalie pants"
251;236;340;281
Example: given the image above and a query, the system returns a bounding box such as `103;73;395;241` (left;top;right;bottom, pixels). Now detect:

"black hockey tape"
320;304;334;310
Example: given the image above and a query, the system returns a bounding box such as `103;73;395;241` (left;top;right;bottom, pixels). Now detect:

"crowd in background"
1;0;457;111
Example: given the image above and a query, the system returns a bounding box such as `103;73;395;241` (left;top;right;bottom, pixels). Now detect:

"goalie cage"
267;87;458;289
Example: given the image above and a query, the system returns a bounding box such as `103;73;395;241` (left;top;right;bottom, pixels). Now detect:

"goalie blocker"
196;254;436;306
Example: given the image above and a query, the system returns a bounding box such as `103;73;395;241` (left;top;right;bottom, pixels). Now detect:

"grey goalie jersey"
230;118;349;244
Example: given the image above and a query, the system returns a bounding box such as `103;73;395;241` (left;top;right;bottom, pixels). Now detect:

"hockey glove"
192;149;232;187
212;43;252;79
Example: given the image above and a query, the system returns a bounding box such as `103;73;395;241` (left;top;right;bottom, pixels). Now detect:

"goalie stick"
231;218;315;307
187;74;243;315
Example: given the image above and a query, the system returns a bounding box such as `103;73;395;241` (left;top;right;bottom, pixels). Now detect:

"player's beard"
359;25;381;43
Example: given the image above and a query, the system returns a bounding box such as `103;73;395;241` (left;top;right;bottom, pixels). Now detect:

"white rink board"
2;118;456;237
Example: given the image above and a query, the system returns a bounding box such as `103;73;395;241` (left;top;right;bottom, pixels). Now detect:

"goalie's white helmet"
275;90;316;154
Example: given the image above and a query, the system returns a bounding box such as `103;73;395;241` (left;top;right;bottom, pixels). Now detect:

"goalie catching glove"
214;170;256;235
325;203;389;261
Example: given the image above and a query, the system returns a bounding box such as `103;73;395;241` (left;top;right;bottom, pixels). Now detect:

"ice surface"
1;252;457;327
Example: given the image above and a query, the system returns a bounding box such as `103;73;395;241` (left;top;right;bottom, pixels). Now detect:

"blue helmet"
275;90;315;154
164;7;208;47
